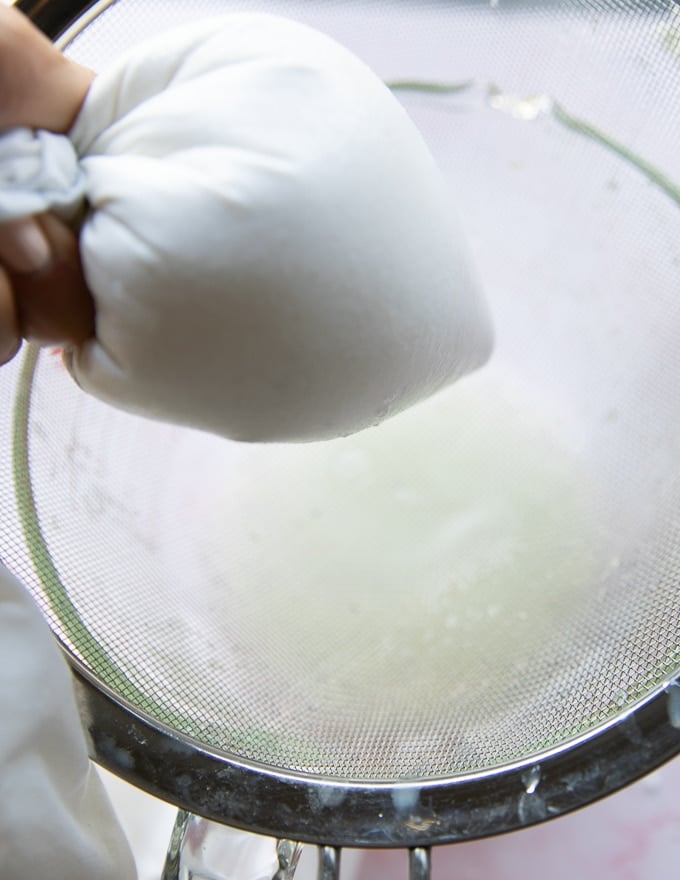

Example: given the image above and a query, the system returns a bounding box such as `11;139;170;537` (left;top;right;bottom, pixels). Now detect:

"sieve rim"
20;0;680;847
69;648;680;846
17;0;107;43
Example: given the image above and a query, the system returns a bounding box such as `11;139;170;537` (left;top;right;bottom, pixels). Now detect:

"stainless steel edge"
70;661;680;847
17;0;104;37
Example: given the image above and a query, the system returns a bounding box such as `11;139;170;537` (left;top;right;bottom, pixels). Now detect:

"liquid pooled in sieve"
188;372;606;716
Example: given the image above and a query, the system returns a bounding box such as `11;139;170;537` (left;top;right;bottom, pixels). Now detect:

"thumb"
10;213;96;347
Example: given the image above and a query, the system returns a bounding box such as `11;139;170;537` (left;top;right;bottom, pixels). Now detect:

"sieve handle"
409;848;432;880
161;810;300;880
161;812;432;879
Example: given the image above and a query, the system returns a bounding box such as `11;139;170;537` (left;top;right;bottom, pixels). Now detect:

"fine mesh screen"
1;0;679;782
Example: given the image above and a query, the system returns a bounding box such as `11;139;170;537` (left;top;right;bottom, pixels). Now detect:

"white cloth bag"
0;13;492;442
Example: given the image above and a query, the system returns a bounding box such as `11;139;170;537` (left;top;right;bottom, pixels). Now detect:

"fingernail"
4;219;52;274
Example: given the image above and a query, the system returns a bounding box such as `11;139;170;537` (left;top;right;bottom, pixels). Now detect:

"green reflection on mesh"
388;80;680;209
11;345;201;737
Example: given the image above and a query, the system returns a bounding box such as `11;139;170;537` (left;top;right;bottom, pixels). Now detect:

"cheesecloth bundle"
0;12;491;443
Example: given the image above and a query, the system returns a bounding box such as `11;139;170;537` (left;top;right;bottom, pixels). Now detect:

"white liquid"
205;373;602;707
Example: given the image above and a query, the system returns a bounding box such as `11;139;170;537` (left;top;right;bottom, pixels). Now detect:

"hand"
0;6;96;365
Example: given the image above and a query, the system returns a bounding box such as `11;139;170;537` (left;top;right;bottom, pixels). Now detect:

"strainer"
2;0;680;877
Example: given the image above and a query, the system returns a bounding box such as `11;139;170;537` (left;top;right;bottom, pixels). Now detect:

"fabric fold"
0;562;136;880
0;127;86;222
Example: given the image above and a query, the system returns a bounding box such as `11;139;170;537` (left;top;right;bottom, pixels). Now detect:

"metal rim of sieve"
71;657;680;847
15;0;680;851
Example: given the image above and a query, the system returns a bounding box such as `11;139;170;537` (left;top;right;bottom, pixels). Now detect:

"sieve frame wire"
17;0;105;42
387;81;680;209
70;658;680;847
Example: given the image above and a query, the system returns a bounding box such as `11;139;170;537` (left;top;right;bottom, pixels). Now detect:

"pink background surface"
359;758;680;880
103;755;680;880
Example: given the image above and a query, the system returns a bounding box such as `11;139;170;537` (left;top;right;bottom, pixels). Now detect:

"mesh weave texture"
1;0;679;782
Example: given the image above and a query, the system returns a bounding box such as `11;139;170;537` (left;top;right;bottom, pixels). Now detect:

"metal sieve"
2;0;680;877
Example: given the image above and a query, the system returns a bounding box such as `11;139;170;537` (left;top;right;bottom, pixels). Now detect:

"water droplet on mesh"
667;683;680;729
487;84;553;120
521;764;541;794
613;688;628;708
392;787;420;813
641;771;663;795
393;484;417;504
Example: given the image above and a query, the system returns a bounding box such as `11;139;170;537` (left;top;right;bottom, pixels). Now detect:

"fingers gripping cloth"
0;14;492;442
0;564;136;880
0;128;86;222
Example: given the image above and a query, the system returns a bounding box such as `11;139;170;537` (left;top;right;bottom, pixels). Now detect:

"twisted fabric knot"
0;127;86;222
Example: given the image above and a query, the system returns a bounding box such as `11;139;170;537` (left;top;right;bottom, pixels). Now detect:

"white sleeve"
0;562;136;880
